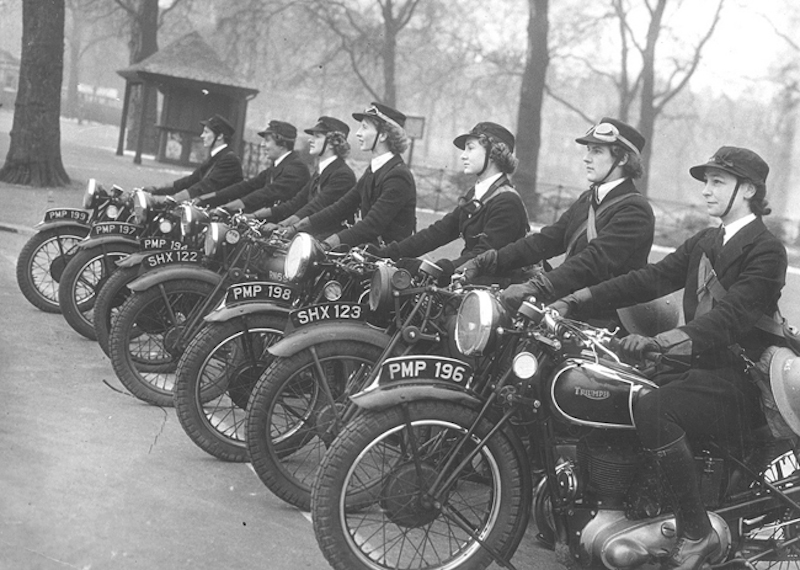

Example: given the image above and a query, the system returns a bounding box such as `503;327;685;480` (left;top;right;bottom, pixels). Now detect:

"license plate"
140;237;187;251
89;222;140;237
141;249;202;270
289;302;367;328
43;208;90;224
377;356;473;385
224;281;295;306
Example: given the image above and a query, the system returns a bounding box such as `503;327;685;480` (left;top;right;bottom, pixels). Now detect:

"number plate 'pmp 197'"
289;302;367;328
43;208;90;225
89;222;140;237
378;355;473;385
141;249;201;269
224;281;295;306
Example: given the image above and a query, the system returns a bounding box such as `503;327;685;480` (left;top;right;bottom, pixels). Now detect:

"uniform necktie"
309;170;321;198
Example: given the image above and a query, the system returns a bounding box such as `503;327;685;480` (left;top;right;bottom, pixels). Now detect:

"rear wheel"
174;313;287;462
246;340;384;510
58;243;138;340
16;226;87;313
94;266;139;356
109;278;214;406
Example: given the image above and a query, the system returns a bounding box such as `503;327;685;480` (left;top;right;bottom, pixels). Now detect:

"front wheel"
311;401;527;570
93;265;139;357
58;243;138;340
174;313;287;462
16;226;87;313
246;340;385;510
109;278;214;406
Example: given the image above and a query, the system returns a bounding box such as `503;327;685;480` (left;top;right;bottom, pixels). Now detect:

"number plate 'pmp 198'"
289;302;367;328
377;355;473;385
43;208;90;225
89;222;140;237
224;281;295;306
141;249;201;269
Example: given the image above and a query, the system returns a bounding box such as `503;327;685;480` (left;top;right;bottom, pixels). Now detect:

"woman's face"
460;137;487;175
201;126;217;148
356;119;380;152
308;133;327;157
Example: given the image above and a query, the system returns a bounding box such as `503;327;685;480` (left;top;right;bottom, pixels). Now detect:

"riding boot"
652;435;720;570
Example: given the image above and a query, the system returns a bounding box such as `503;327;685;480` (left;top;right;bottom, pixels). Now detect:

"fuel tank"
550;358;657;430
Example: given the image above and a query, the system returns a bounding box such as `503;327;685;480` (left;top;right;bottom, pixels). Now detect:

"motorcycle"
245;247;469;510
173;232;378;463
311;289;800;570
107;209;287;407
16;179;125;313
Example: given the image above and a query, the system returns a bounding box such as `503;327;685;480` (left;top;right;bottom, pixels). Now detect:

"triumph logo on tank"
574;386;611;400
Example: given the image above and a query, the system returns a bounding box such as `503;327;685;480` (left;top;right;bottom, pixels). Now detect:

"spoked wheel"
174;314;287;462
94;266;139;357
58;244;138;340
311;401;528;570
246;340;384;510
16;227;88;313
735;449;800;569
109;279;214;406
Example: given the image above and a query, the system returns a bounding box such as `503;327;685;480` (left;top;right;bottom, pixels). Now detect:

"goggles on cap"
362;105;402;130
585;122;639;155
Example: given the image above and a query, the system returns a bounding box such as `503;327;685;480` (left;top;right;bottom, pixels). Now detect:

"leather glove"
461;249;498;284
547;287;593;318
500;281;543;313
142;186;157;194
261;222;279;233
281;225;299;240
172;189;191;202
433;258;455;287
363;243;385;257
618;334;659;363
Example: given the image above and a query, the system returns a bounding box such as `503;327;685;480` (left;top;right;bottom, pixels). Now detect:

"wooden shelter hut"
116;32;259;166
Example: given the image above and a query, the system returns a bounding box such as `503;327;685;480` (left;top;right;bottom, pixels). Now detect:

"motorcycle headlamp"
455;289;509;356
158;218;174;234
369;264;412;313
83;179;99;209
285;232;322;282
180;204;209;238
512;352;539;380
132;189;149;225
204;222;227;257
106;204;120;220
323;280;343;301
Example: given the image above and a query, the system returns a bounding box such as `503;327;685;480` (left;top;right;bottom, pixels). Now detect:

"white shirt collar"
318;155;337;174
596;177;627;203
273;150;291;167
370;152;394;172
722;213;756;244
210;143;227;157
474;172;503;201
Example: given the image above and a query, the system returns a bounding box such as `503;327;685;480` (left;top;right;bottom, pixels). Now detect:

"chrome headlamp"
180;204;209;238
158;218;174;234
284;233;322;282
132;189;150;225
455;289;509;356
83;179;99;209
204;222;227;257
368;263;412;313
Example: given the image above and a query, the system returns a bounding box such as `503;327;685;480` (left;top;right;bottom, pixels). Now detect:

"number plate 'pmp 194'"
141;249;201;269
224;281;295;306
43;208;90;225
289;302;367;328
377;355;473;385
140;237;187;251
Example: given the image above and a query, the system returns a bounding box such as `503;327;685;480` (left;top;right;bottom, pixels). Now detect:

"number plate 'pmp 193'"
43;208;90;225
224;281;295;306
89;222;140;237
141;249;201;269
289;302;367;328
377;355;473;385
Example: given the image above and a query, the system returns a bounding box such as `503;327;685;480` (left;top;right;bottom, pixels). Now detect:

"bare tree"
0;0;70;186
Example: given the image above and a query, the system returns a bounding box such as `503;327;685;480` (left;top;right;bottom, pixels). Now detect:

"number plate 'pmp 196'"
289;302;367;328
89;222;140;237
377;355;473;385
43;208;90;225
141;249;201;269
224;281;295;306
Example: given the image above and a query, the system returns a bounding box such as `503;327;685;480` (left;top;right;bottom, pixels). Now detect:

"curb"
0;222;34;236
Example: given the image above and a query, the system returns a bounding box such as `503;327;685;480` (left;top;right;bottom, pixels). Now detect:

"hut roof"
117;32;258;96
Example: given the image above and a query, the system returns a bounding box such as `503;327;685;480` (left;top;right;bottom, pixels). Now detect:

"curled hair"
326;131;350;159
266;132;295;151
610;144;644;179
748;182;771;216
366;117;409;154
479;135;518;174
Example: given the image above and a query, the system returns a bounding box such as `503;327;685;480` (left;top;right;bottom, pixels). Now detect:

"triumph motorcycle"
311;288;800;570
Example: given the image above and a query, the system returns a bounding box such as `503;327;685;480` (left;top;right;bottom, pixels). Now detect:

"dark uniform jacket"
496;178;654;300
307;154;416;246
269;158;356;236
588;217;786;366
385;175;529;267
205;151;310;212
151;146;243;199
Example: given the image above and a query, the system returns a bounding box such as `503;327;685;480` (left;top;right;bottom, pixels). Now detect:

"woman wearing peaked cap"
373;121;529;284
146;114;243;201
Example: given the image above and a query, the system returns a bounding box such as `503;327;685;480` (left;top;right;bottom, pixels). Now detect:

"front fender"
268;321;391;358
127;266;222;292
350;379;482;412
77;234;140;249
116;250;151;268
204;301;291;323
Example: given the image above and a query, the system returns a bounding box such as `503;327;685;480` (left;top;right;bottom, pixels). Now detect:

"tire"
174;314;287;462
311;401;527;570
16;226;87;313
58;243;138;340
109;278;214;406
246;340;384;510
94;266;139;357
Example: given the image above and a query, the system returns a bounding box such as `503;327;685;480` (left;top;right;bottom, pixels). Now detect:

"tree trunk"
124;0;159;154
64;8;83;120
0;0;71;187
515;0;549;218
382;9;397;107
637;0;667;196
